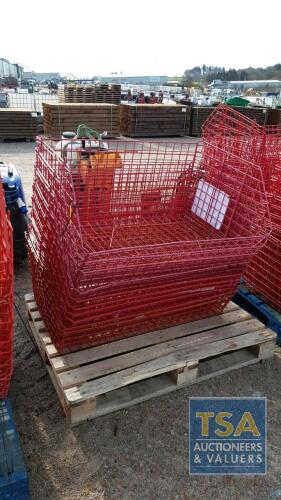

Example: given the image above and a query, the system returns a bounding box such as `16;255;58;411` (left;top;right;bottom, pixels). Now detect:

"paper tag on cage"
191;180;230;230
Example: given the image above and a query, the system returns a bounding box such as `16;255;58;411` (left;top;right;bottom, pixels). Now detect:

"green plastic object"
76;124;102;140
225;96;250;107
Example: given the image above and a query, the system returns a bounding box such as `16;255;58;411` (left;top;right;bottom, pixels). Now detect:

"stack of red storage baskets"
0;182;13;398
203;104;281;312
244;125;281;311
27;136;269;353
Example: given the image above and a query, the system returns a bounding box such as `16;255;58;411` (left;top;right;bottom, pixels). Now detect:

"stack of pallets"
43;103;120;137
0;109;37;140
120;104;191;137
58;84;121;104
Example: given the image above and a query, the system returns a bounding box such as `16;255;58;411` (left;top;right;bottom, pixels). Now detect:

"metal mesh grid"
203;104;281;312
4;92;58;112
0;183;13;398
28;136;269;352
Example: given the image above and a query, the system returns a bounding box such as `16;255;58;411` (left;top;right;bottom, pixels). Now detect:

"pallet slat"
59;318;264;389
65;328;274;403
24;294;276;425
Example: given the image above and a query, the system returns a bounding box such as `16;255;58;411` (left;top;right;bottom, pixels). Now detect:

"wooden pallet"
25;294;276;426
58;83;121;105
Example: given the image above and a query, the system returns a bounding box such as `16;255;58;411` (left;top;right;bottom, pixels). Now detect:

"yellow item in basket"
79;153;122;189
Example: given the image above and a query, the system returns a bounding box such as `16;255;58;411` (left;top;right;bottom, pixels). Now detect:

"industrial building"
23;71;61;82
99;75;168;85
0;58;23;82
210;79;281;91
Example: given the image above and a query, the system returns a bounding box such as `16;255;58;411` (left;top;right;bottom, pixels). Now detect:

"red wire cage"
0;182;13;398
203;104;281;312
245;126;281;311
28;136;270;353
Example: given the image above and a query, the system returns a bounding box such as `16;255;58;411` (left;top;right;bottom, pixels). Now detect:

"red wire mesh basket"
28;136;269;353
245;127;281;311
203;104;281;312
0;182;13;398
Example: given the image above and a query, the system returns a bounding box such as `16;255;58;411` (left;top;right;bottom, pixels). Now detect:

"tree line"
182;64;281;86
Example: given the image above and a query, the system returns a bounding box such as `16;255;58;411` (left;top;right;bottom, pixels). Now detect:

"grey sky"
4;0;280;77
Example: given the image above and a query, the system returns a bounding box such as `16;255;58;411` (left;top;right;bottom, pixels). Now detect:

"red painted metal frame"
203;104;281;313
0;183;13;398
28;135;269;353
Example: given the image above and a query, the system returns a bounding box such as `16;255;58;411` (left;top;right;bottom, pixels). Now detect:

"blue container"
0;162;28;258
0;399;30;500
234;285;281;345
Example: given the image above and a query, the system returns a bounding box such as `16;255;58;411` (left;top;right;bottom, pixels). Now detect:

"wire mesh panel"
244;127;281;310
6;92;58;113
28;137;269;353
203;104;281;312
245;230;281;311
0;183;13;398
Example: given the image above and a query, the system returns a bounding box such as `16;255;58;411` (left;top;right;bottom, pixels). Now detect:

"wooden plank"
52;307;248;373
77;348;263;423
27;318;48;362
64;329;275;404
58;318;263;389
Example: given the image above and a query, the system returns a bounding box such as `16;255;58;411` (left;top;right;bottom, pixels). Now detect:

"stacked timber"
58;84;121;104
0;109;38;140
237;107;267;125
190;107;215;136
120;104;191;137
266;108;281;126
43;103;120;137
190;106;268;136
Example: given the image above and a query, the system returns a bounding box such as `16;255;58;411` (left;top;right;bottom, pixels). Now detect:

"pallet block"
25;294;276;426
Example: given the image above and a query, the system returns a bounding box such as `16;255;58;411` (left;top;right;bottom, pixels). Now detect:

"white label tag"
182;108;186;112
191;180;230;230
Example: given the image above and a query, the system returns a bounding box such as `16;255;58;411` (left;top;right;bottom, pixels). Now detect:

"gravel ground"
1;141;281;500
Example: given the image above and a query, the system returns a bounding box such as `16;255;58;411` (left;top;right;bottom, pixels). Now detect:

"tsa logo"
189;397;266;474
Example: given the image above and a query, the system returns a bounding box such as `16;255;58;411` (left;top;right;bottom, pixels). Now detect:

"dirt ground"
1;141;281;500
